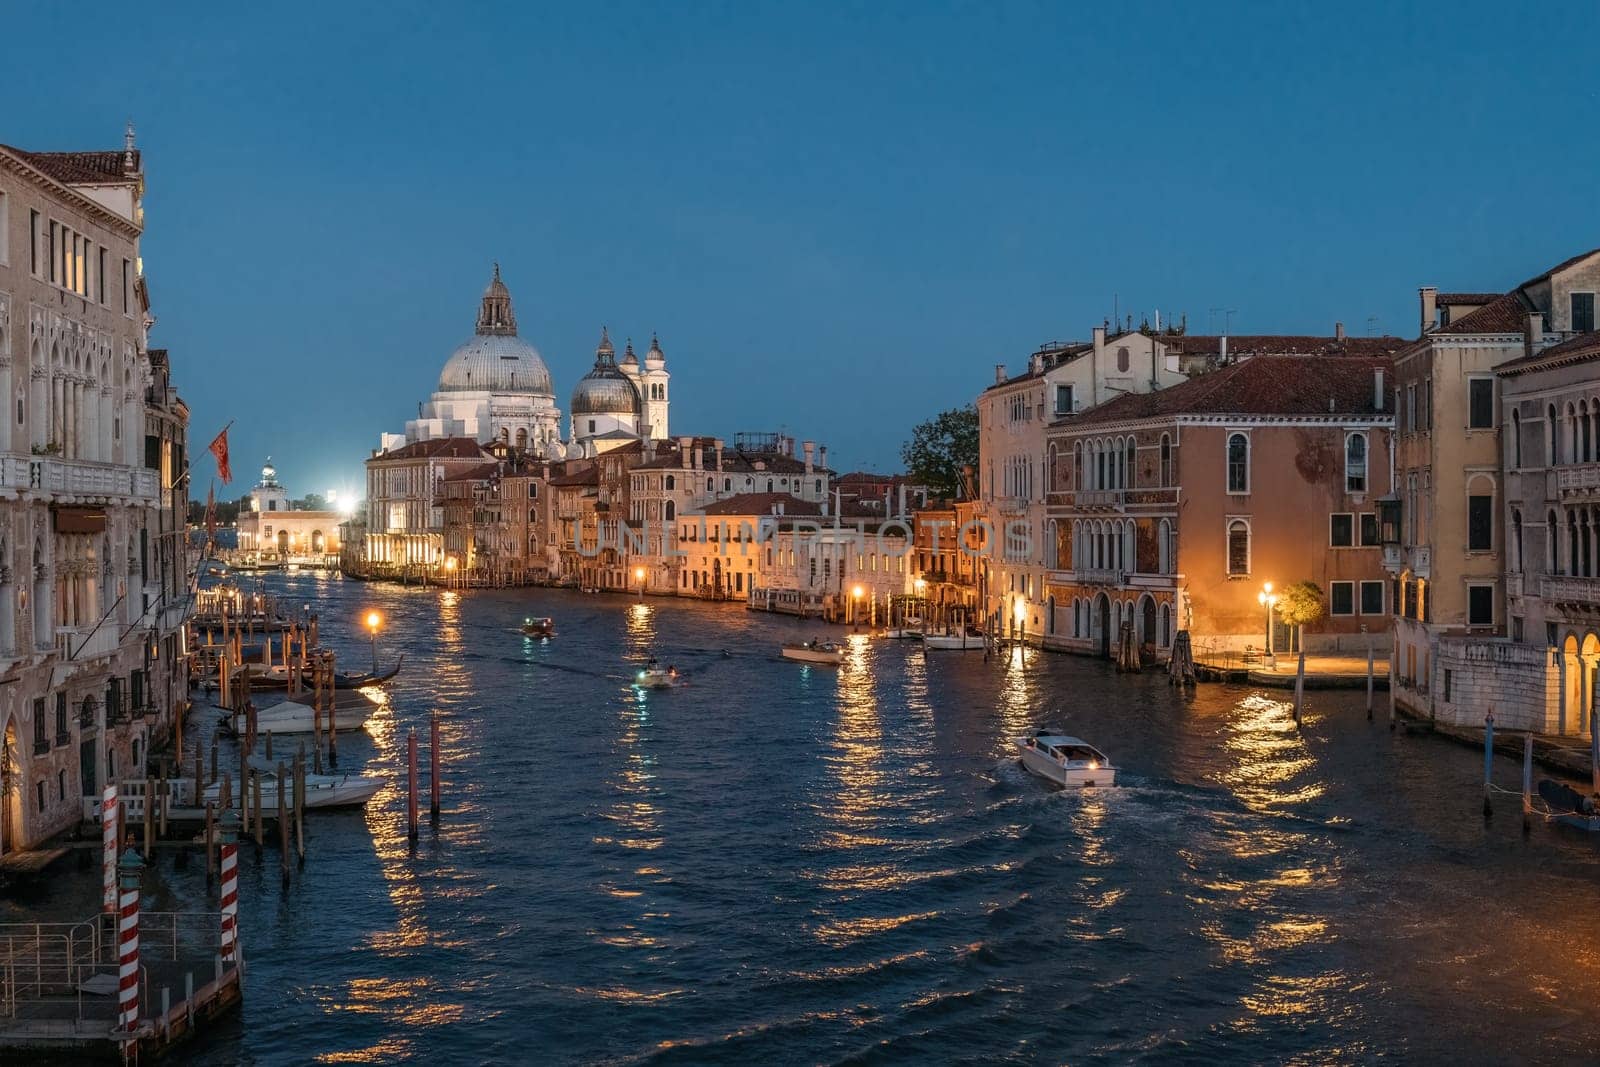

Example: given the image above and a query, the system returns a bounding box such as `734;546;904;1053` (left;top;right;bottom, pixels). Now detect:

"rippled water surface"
142;576;1600;1062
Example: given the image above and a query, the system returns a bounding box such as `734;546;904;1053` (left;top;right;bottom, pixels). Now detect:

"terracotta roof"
7;148;139;184
1518;248;1600;289
1437;292;1501;305
1156;334;1406;358
1496;331;1600;376
692;493;826;517
1069;355;1393;426
442;462;499;483
1432;292;1531;335
375;437;492;462
548;466;600;487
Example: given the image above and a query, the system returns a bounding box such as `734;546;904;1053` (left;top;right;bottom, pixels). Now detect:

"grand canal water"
60;574;1600;1062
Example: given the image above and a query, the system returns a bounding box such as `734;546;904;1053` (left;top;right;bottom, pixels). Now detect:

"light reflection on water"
151;575;1600;1066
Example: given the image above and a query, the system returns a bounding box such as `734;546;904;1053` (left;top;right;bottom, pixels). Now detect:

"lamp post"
1257;583;1277;668
852;585;864;631
444;555;457;589
365;611;381;673
634;566;647;604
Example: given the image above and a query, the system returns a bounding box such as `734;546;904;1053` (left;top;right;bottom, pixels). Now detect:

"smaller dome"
645;333;666;365
571;327;642;416
619;338;638;367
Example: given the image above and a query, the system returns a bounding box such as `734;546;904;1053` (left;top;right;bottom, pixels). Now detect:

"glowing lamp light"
365;611;381;632
444;557;458;572
852;585;864;599
1013;599;1027;622
634;567;646;580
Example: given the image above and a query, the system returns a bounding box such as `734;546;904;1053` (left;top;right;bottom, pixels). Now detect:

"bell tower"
640;333;670;441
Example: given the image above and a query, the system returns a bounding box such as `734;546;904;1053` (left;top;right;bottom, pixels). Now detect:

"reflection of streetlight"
852;584;864;630
365;610;381;673
1257;583;1278;668
444;555;457;589
634;565;647;603
1014;598;1027;662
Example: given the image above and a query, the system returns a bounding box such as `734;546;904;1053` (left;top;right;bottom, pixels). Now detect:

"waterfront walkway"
1197;651;1390;689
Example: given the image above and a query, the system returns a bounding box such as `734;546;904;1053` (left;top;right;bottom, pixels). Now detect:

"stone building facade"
0;133;189;853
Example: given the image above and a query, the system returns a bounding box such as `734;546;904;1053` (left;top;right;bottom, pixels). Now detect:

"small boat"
781;639;846;665
923;627;985;651
634;666;679;689
882;616;925;640
328;657;404;689
1015;732;1116;788
205;762;382;809
520;616;556;638
229;699;374;735
1539;779;1600;831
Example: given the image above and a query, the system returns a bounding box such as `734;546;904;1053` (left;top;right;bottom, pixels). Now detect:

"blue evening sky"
7;1;1596;499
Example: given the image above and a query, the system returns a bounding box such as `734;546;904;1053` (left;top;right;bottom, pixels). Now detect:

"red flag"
209;427;232;483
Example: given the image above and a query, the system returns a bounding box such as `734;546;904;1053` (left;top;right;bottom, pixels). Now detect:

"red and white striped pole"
116;848;144;1041
102;784;118;914
219;811;241;966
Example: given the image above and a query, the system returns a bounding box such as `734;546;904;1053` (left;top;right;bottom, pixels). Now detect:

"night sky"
7;1;1595;498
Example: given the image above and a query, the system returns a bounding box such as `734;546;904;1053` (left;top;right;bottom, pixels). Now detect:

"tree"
1275;580;1325;645
901;406;979;499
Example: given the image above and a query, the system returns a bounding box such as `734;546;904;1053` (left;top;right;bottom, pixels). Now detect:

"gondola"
330;655;405;689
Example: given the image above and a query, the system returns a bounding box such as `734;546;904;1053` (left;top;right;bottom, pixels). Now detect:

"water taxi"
1015;732;1116;788
781;639;846;665
882;616;925;640
521;616;556;638
635;666;679;689
205;762;383;809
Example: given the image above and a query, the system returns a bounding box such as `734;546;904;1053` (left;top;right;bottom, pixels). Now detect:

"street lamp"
365;610;381;673
634;565;647;603
852;584;864;630
1257;583;1277;668
444;555;458;588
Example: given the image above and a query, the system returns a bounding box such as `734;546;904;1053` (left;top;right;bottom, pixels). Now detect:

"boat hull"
781;647;845;665
228;701;372;734
923;635;984;651
1016;743;1115;788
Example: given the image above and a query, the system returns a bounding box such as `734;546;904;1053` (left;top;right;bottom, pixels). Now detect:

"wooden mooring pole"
1483;710;1495;819
430;714;441;818
253;771;265;850
407;728;419;840
1292;651;1305;728
1523;732;1534;835
205;802;216;887
1365;635;1375;721
278;760;290;888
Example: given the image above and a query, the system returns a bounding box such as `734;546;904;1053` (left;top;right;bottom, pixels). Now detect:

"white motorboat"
781;639;846;665
882;619;925;640
232;699;373;735
923;629;985;651
205;763;383;809
634;666;679;689
1015;732;1116;788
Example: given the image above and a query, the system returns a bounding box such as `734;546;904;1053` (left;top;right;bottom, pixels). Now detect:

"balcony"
1541;576;1600;609
1557;464;1600;497
994;496;1029;516
54;624;121;663
1071;567;1127;586
1073;490;1124;510
0;456;158;501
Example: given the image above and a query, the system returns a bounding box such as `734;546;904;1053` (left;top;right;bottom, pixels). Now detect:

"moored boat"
634;666;679;689
227;698;374;735
1015;732;1116;788
205;763;382;809
882;616;925;640
781;639;846;665
923;627;985;651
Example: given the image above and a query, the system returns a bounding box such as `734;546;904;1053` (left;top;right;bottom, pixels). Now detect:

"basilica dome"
436;266;555;397
570;327;642;416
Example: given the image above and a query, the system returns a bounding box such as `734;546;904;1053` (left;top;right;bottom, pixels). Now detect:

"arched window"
1569;403;1579;464
1072;442;1082;490
1047;444;1058;492
1227;519;1250;576
1510;409;1522;469
1158;519;1172;574
1549;403;1561;465
665;501;676;521
1125;438;1136;489
1512;508;1524;575
1159;434;1171;487
1159;603;1171;647
665;474;675;490
1584;401;1593;463
1227;433;1249;493
707;477;714;492
1549;509;1560;575
1345;432;1368;493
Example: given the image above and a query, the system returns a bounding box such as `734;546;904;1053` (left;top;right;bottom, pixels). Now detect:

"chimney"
1419;286;1438;335
692;442;703;471
1029;352;1044;375
803;440;815;475
713;437;724;472
1526;312;1545;359
1374;367;1385;411
1092;325;1106;350
1220;335;1228;362
819;445;828;471
1335;321;1346;341
898;483;907;517
679;435;692;469
994;363;1007;385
